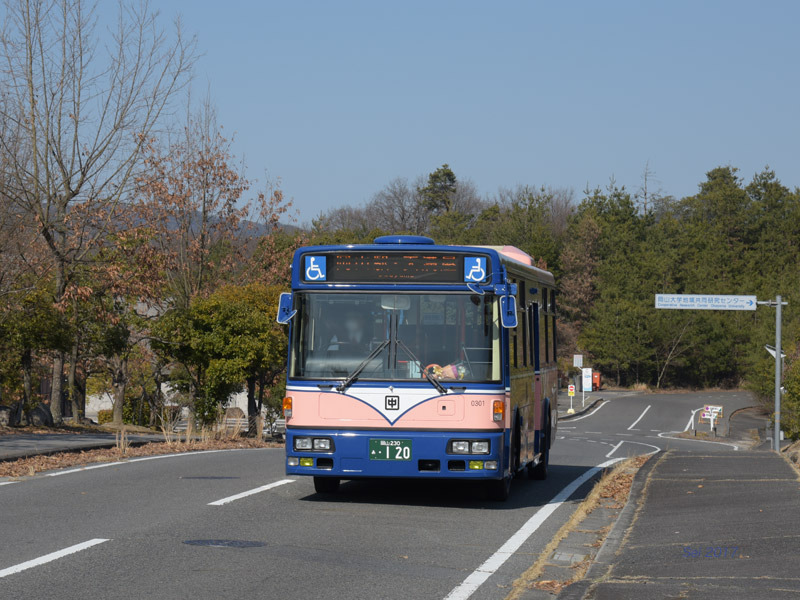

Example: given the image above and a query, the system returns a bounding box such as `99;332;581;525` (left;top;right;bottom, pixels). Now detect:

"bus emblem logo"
385;395;400;410
304;256;326;281
464;257;486;282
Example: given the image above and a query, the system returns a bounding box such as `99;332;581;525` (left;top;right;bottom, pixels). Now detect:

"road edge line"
442;458;623;600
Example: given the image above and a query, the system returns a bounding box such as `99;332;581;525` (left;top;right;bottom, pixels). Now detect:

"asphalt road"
0;391;761;600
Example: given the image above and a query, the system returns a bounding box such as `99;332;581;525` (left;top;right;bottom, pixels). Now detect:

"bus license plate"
369;439;412;461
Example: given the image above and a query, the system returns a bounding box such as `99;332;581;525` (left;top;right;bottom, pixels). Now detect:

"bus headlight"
294;437;312;450
471;441;490;454
288;457;299;467
484;460;498;470
313;438;332;451
450;440;470;454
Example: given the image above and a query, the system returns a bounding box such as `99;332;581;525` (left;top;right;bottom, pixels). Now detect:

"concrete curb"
557;450;665;600
558;397;605;421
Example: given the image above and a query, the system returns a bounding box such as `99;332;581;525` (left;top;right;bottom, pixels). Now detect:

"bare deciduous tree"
0;0;195;420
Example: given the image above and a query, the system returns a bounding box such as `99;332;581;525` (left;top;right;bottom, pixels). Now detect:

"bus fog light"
484;460;498;470
468;460;484;470
313;438;331;450
451;440;470;454
299;457;314;467
471;441;489;454
294;437;312;450
288;457;299;467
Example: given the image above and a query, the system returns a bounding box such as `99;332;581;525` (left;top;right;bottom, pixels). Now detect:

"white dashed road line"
443;457;624;600
208;479;295;506
0;538;109;579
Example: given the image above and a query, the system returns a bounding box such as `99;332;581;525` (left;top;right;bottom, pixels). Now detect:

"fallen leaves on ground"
0;438;282;478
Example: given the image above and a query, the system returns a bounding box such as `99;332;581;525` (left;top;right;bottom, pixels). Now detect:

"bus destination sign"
303;252;490;284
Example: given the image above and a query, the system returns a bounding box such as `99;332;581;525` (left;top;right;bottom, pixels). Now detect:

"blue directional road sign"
655;294;757;311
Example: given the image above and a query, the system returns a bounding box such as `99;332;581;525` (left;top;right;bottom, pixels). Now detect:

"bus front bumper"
285;428;507;479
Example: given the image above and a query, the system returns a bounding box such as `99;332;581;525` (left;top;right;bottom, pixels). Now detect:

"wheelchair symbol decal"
464;257;486;282
304;256;326;281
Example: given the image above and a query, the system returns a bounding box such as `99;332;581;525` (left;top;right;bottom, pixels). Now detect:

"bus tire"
487;475;511;501
313;477;340;493
529;418;550;481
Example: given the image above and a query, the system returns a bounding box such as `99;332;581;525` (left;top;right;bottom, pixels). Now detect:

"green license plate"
369;439;412;461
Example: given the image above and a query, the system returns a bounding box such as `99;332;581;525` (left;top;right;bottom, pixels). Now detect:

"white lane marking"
566;401;609;421
607;439;661;458
0;538;109;579
685;407;704;432
657;431;739;450
560;426;576;429
442;457;623;600
605;441;624;458
627;405;651;430
0;481;18;487
650;429;661;432
208;479;295;506
585;431;602;434
47;461;125;477
46;449;243;477
616;433;633;436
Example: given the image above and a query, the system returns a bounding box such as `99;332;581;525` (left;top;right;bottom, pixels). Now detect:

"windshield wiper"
396;339;447;395
337;340;390;393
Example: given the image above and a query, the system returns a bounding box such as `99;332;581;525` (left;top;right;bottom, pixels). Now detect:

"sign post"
656;293;786;452
758;296;788;451
567;384;575;414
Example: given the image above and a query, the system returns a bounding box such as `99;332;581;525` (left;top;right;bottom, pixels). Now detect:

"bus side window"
520;282;528;367
543;289;550;364
551;291;557;361
530;302;539;371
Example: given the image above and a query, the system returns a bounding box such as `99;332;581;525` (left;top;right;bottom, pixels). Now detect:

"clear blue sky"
155;0;800;221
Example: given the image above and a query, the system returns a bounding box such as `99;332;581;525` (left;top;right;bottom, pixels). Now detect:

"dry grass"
782;440;800;475
505;455;651;600
0;437;282;478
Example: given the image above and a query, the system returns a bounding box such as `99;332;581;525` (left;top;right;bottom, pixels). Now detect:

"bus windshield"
290;293;501;383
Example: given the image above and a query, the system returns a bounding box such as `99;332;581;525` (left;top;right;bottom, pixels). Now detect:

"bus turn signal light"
283;396;293;418
493;400;505;422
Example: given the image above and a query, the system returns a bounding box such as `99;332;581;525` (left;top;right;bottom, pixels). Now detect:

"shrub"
97;409;113;425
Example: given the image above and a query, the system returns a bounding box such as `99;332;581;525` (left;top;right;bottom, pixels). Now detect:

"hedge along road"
0;391;755;600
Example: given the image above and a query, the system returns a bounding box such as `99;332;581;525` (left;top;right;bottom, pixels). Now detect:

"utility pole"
758;296;788;452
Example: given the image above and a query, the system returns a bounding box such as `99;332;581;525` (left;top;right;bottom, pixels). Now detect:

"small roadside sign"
655;294;756;311
582;368;593;392
568;385;575;397
699;405;723;423
573;354;583;368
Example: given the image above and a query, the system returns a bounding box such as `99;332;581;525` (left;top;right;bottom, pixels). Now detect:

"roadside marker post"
567;385;575;414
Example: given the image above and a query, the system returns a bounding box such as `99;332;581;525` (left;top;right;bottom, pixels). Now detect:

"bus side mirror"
276;292;296;324
500;295;517;328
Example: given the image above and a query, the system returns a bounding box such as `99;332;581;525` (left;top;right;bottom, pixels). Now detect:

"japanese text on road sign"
655;294;756;311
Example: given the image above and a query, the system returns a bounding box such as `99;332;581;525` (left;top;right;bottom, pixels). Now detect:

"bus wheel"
313;477;340;493
488;475;511;501
529;421;550;481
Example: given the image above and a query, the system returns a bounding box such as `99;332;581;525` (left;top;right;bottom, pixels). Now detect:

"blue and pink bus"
276;235;558;500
